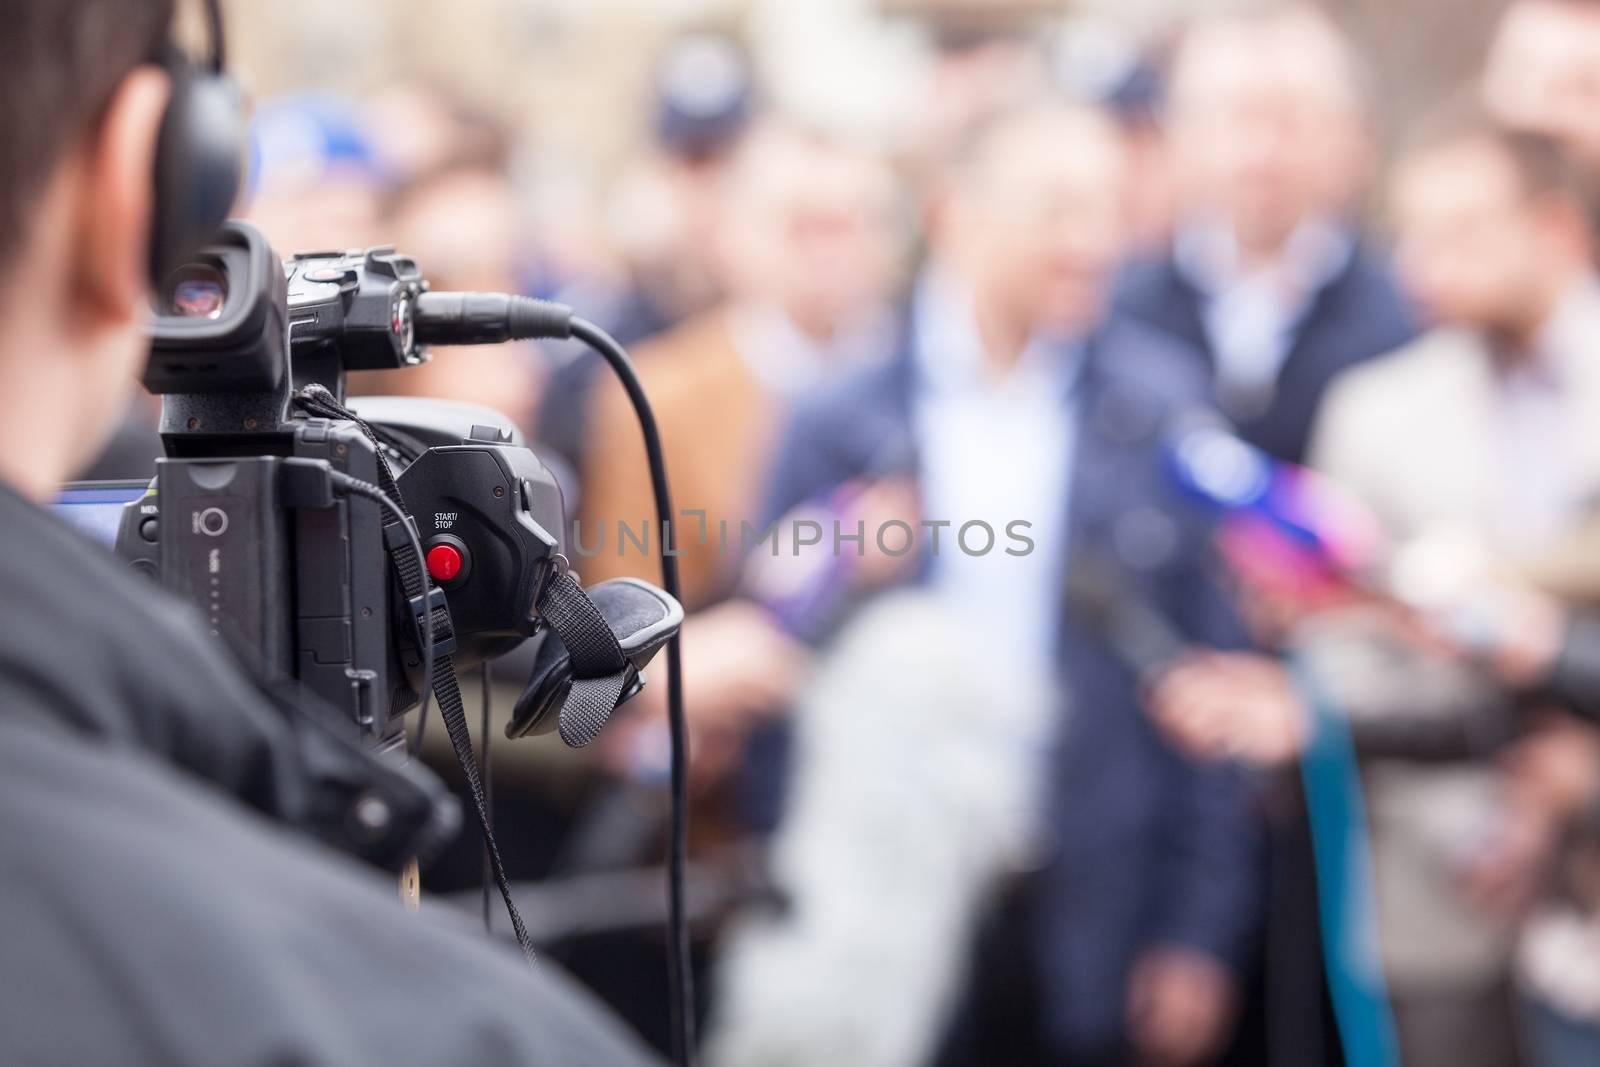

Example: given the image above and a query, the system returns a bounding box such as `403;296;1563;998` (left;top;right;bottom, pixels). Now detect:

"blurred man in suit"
534;33;758;473
577;122;902;784
741;102;1262;1067
1312;119;1600;1067
1115;3;1415;465
1116;11;1416;1063
1317;126;1600;558
1154;120;1600;1067
556;122;902;1043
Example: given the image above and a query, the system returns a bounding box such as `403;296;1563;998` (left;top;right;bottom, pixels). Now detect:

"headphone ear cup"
149;63;244;288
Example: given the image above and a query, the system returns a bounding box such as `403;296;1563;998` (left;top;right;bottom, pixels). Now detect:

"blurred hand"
1127;947;1238;1067
675;599;809;730
1459;795;1561;924
740;478;920;630
1146;652;1310;766
1502;713;1600;823
603;599;809;788
1424;583;1567;688
1460;715;1600;921
1484;589;1566;688
837;476;922;595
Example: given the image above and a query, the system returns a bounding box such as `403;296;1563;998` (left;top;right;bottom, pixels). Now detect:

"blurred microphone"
742;435;917;644
1161;416;1526;673
705;591;1051;1067
741;501;856;642
1164;412;1386;615
1065;555;1189;682
1166;411;1383;573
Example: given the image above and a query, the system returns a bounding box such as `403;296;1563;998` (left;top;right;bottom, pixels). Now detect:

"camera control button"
138;517;159;543
426;543;464;583
196;507;229;537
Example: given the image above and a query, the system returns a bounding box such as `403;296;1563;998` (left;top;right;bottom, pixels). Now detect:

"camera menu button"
195;507;229;537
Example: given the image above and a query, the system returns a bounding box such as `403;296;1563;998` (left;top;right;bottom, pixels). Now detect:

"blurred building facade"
224;0;1515;190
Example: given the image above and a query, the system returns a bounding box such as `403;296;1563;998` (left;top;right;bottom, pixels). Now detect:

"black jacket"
1114;240;1418;465
0;478;658;1066
1114;246;1416;1067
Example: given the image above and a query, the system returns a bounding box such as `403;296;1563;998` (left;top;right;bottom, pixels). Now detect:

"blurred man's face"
393;168;521;292
1168;14;1368;255
1390;139;1549;330
1485;0;1600;165
722;131;901;340
771;165;898;340
347;167;536;419
959;111;1129;339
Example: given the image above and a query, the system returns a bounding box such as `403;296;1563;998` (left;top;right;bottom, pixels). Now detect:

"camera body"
107;221;570;748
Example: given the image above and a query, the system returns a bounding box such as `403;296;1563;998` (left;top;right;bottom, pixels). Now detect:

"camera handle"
293;385;535;959
292;385;669;966
330;296;697;1065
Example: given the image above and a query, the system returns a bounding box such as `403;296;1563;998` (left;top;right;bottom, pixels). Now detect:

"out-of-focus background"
187;1;1600;1065
226;0;1505;151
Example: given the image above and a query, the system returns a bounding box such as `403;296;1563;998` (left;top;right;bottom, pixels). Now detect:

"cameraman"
0;3;658;1064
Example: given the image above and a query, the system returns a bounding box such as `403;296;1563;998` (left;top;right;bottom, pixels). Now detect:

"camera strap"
294;386;537;961
535;570;634;747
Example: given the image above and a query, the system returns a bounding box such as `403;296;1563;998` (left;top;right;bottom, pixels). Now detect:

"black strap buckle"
528;552;570;630
383;515;421;554
407;586;457;658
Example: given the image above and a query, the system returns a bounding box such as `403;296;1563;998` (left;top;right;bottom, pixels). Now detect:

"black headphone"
148;0;244;287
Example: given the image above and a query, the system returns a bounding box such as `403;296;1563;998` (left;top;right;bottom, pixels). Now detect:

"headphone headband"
148;0;244;286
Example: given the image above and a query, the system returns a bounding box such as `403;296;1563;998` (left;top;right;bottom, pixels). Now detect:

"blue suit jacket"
1113;240;1418;465
756;314;1264;1055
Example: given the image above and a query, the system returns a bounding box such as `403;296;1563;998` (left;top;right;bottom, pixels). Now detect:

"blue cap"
652;34;754;160
245;93;386;202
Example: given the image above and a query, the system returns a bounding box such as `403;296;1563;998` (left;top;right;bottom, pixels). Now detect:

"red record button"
426;543;464;582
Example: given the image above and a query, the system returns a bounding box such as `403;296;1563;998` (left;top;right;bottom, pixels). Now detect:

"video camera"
63;220;681;756
41;0;694;1039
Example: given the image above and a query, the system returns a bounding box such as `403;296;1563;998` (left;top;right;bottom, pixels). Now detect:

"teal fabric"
1293;656;1401;1067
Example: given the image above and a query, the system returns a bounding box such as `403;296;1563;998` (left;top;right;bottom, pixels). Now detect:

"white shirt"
1175;217;1353;419
1491;280;1597;548
910;269;1081;682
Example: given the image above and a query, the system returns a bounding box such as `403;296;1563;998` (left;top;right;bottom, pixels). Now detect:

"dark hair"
1402;101;1592;203
0;0;175;275
1498;128;1592;201
373;84;516;224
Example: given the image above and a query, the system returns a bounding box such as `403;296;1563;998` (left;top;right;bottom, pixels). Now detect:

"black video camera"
64;220;681;756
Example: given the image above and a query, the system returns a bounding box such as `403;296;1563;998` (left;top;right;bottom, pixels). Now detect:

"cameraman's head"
0;0;177;500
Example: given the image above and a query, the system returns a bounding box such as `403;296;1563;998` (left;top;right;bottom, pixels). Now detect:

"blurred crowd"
115;0;1600;1065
